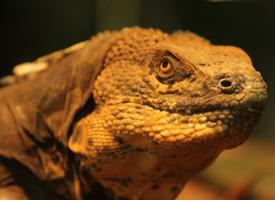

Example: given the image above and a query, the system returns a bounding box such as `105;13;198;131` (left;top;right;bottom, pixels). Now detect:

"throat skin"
69;103;227;199
88;143;219;200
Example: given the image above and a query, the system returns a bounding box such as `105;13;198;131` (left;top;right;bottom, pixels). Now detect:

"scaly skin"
68;28;267;199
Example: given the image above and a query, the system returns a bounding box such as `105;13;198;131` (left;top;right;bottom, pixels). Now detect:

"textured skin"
0;27;267;200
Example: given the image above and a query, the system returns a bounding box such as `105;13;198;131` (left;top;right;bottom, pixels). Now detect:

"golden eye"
159;59;174;74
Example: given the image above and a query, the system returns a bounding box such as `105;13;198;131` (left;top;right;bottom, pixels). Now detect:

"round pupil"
162;60;169;68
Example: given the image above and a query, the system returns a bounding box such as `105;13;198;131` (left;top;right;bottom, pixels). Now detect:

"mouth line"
153;101;265;117
189;105;261;115
158;92;267;116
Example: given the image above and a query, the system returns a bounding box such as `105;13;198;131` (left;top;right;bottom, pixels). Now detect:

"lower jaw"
148;108;260;151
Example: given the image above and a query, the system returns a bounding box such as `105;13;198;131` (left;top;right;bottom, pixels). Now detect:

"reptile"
0;27;267;200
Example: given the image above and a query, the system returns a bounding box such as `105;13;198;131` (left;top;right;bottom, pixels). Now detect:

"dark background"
1;0;274;138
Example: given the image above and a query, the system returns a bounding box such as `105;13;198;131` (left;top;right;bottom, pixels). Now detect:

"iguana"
0;27;267;200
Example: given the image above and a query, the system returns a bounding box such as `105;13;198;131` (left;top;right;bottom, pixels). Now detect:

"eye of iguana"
159;59;172;73
157;57;176;81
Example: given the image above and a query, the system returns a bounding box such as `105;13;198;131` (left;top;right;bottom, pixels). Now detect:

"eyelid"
164;50;181;61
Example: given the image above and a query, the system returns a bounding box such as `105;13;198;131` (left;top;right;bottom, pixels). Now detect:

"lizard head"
90;28;267;150
68;27;267;198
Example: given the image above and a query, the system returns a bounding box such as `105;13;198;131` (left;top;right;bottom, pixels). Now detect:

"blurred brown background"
1;0;274;199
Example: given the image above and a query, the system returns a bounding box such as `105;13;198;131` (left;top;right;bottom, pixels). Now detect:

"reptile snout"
216;71;267;111
214;71;267;111
242;72;268;111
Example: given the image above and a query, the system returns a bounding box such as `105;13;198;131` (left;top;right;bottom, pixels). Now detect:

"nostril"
219;78;235;93
220;79;232;88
